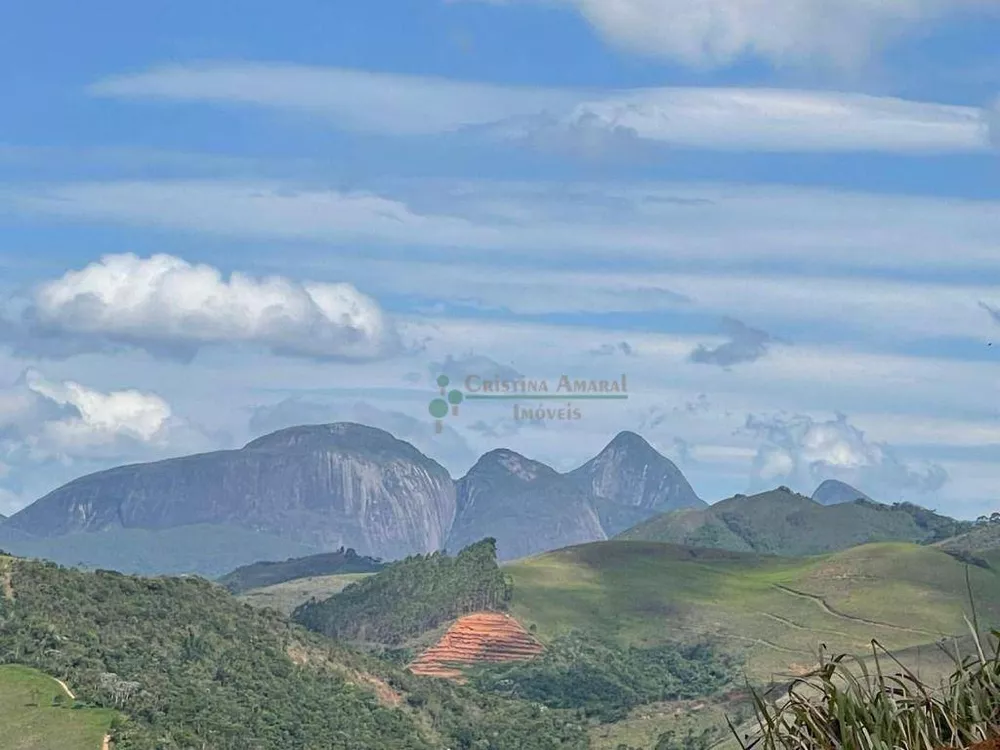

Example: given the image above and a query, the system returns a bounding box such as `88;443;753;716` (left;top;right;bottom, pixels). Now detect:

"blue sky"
1;0;999;518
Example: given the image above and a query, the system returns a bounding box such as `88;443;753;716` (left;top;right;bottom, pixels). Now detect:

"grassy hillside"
218;547;384;594
936;522;1000;569
0;664;116;750
238;573;374;615
505;540;1000;683
616;489;971;556
0;553;588;749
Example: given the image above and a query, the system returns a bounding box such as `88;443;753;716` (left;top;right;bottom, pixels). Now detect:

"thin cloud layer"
473;0;995;69
744;412;948;499
9;253;397;361
8;181;1000;275
87;63;993;154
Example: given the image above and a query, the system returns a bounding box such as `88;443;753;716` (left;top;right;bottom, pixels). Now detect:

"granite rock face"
4;423;457;560
567;431;705;535
4;424;705;569
446;449;607;562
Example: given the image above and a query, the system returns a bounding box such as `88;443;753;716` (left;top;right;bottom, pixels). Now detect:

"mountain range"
0;423;710;574
616;486;971;555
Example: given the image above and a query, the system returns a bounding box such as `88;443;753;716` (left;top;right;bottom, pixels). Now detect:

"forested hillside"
293;538;513;645
0;553;586;749
218;546;384;593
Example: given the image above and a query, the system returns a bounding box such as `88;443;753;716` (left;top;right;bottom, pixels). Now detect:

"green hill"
237;573;374;615
218;547;384;594
293;538;513;645
504;540;1000;682
0;664;116;750
616;488;970;556
935;521;1000;569
0;553;588;749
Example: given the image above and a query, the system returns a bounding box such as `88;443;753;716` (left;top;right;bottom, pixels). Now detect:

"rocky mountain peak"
243;422;433;462
812;479;873;506
465;449;556;483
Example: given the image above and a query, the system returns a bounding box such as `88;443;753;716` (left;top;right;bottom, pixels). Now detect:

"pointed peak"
812;479;873;505
610;430;649;446
601;430;662;459
467;448;554;482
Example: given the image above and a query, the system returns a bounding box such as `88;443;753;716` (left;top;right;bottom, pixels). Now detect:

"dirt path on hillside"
715;632;812;656
772;584;944;637
52;677;75;700
758;611;853;640
52;676;109;748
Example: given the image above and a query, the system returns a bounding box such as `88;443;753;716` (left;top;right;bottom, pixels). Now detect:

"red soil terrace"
408;612;544;681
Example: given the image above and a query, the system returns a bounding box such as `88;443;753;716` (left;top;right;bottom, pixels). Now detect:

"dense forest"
0;554;587;749
469;631;736;723
293;538;513;645
217;546;385;594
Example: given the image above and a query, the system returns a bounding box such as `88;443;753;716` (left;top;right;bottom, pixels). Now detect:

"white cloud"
321;259;1000;344
7;180;1000;275
489;89;990;154
11;253;396;361
89;63;577;136
23;368;171;447
470;0;996;69
87;63;993;154
743;412;948;498
0;367;223;514
0;368;207;467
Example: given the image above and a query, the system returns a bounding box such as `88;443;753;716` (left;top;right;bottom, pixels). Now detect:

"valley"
1;424;998;749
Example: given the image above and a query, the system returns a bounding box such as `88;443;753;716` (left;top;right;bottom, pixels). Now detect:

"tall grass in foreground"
731;576;1000;750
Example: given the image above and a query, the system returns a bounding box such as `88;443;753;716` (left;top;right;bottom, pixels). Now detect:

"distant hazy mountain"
567;431;704;535
3;423;457;562
812;479;873;506
446;449;607;561
0;424;707;573
617;487;971;556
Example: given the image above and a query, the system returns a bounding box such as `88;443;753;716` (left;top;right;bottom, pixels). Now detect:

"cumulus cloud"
474;0;996;69
690;317;774;367
0;368;219;514
86;63;992;154
6;253;396;361
743;412;948;498
0;368;198;463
